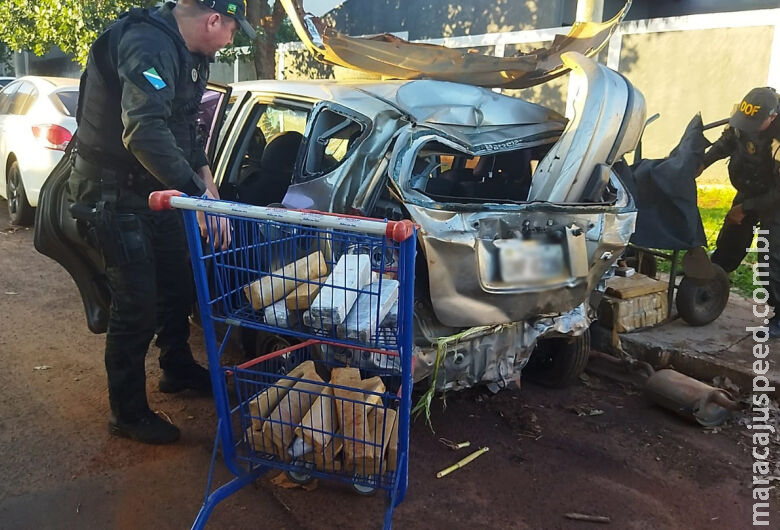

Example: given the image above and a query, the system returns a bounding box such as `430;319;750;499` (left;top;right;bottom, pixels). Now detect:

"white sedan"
0;76;78;225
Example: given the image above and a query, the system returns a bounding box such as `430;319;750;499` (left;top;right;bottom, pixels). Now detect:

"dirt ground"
0;201;763;529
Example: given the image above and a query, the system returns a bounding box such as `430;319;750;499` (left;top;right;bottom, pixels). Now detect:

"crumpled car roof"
230;78;567;141
280;0;631;89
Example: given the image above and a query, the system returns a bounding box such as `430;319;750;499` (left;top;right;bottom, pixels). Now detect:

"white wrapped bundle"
337;280;399;342
309;254;371;327
263;298;297;328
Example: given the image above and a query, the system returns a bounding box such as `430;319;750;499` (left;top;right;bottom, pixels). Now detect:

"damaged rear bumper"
412;304;591;392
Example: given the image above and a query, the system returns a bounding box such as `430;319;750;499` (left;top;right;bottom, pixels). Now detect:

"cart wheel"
676;264;730;326
286;462;315;485
351;477;379;496
524;330;590;388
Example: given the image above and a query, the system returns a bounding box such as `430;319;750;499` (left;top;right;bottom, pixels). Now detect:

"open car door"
34;82;232;334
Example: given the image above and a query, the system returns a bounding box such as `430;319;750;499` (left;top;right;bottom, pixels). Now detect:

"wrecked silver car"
36;2;645;394
258;52;644;391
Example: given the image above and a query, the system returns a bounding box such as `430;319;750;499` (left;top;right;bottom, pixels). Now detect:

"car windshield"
52;90;79;117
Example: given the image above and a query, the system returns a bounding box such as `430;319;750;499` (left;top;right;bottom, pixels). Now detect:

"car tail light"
32;124;73;151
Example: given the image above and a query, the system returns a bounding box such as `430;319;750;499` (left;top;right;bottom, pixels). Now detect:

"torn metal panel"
281;0;632;89
404;201;634;327
528;52;647;203
413;304;592;392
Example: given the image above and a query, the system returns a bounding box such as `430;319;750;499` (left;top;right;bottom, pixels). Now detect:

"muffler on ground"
644;369;740;427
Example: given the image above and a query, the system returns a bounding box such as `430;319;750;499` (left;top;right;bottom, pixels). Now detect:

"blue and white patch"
142;67;167;90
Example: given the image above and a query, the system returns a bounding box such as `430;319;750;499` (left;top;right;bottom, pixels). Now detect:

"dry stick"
436;447;489;478
564;513;611;524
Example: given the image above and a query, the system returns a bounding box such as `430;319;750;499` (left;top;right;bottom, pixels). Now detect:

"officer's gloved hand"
197;190;232;250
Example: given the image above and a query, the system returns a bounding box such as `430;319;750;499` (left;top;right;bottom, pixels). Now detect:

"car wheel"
524;330;590;388
675;264;730;327
240;328;296;357
7;160;34;226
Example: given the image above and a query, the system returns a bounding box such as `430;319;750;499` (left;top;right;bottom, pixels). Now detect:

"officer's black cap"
729;87;779;133
199;0;257;40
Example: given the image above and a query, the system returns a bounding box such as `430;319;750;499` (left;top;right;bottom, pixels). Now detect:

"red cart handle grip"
149;190;183;211
385;219;415;242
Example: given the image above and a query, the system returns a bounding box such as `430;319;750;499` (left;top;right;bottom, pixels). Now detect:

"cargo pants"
710;192;780;308
95;191;197;422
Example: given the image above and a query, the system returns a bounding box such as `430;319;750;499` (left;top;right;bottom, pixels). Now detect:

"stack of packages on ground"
242;248;399;342
245;363;399;477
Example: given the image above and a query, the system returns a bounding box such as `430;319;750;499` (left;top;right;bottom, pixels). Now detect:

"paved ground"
0;201;764;529
593;286;780;396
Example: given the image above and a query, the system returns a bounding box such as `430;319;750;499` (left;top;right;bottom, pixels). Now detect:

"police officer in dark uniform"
702;87;780;335
68;0;255;444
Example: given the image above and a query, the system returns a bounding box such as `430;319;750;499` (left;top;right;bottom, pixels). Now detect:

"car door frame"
211;90;316;197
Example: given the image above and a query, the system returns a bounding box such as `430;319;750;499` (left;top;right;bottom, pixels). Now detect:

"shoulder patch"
142;67;167;90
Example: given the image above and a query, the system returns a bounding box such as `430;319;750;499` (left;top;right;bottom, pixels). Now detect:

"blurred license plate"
494;239;564;283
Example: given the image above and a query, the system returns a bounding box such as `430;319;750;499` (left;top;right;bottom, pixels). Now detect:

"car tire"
524;330;590;388
240;328;296;357
675;264;730;327
7;160;34;226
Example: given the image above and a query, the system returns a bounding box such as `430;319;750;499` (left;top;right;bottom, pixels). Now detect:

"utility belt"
70;152;158;267
73;151;163;202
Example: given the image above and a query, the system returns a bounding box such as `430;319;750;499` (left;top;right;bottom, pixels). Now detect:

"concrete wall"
209;56;258;84
607;12;779;184
13;49;81;78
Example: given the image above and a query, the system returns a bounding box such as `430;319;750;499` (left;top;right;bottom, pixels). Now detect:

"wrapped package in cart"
295;386;337;453
243;251;328;310
337;279;399;342
261;363;326;460
288;386;347;472
263;298;298;328
247;361;316;431
308;254;371;327
361;407;397;476
331;370;387;474
385;409;400;472
285;278;327;310
381;300;399;328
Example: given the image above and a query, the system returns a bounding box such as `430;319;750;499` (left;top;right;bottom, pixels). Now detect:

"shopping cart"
148;191;417;530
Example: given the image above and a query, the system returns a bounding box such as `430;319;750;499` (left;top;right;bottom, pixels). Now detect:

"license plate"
494;239;565;283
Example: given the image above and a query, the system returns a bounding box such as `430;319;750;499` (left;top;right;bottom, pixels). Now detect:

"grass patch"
654;185;757;298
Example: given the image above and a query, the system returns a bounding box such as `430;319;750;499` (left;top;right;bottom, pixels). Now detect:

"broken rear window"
302;108;366;180
409;142;552;203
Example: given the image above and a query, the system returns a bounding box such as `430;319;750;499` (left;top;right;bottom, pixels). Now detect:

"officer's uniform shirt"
703;113;780;214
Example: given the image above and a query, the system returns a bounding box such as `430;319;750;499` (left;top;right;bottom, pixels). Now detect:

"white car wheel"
7;160;34;226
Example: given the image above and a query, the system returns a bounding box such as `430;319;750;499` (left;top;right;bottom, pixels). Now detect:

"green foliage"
696;185;758;298
0;0;156;66
215;11;300;65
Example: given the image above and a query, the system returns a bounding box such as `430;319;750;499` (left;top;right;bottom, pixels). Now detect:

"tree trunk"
246;0;286;80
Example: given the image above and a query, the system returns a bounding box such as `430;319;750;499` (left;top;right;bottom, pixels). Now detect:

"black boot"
159;362;212;394
109;410;180;444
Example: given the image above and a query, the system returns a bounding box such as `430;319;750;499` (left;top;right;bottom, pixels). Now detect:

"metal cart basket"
149;191;417;529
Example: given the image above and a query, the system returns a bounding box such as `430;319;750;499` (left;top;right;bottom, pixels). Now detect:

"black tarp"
620;114;711;250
